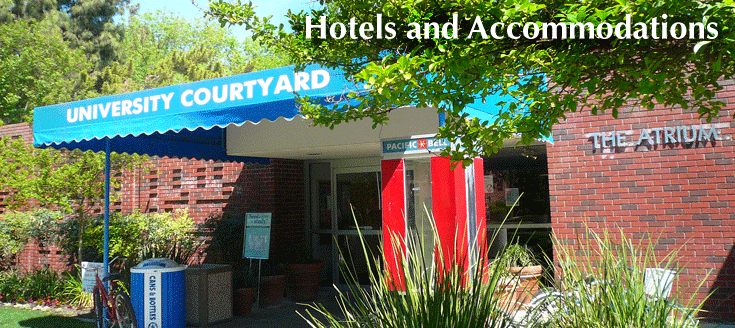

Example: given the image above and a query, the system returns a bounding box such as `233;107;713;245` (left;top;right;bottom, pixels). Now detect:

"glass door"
310;162;333;284
405;159;433;272
332;166;382;285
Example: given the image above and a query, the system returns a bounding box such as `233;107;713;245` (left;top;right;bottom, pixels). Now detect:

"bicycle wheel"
487;310;522;328
113;292;138;328
524;287;564;325
93;289;104;328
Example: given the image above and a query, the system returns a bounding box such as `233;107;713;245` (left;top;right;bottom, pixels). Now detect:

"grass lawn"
0;307;94;328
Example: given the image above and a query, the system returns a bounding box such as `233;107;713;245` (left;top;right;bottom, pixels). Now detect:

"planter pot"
233;287;255;317
509;265;543;277
286;261;325;302
510;265;543;300
259;275;286;308
498;265;543;309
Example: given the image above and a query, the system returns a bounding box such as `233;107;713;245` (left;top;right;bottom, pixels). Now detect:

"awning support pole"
103;137;111;328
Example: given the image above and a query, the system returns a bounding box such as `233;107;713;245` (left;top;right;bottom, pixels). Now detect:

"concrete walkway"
702;322;735;328
205;288;343;328
201;288;735;328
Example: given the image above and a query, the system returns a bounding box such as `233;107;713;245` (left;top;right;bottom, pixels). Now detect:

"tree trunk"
77;212;85;272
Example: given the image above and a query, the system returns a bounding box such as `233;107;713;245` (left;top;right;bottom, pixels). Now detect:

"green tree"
0;19;93;125
0;136;143;266
96;10;290;94
208;0;735;164
1;0;133;68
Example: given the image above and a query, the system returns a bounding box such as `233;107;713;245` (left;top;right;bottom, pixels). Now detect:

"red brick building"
6;66;735;319
547;81;735;318
0;123;305;270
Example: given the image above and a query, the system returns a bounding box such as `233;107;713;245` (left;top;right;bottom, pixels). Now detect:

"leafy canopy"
0;19;93;125
0;136;144;263
97;9;291;94
1;0;135;68
208;0;735;164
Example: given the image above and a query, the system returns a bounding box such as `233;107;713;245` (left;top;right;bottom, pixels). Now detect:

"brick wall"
0;123;69;270
0;123;33;143
547;82;735;319
0;123;35;215
0;123;305;270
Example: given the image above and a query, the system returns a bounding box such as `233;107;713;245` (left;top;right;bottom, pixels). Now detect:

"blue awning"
33;65;357;162
33;64;546;162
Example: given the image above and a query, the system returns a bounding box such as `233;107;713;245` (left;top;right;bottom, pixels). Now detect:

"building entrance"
310;161;383;285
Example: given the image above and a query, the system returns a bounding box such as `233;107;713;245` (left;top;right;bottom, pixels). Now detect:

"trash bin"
131;258;186;328
185;264;233;326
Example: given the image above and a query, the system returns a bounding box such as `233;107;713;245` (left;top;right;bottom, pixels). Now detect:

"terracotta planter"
509;265;543;277
498;265;543;310
233;287;255;317
259;275;286;308
286;261;325;302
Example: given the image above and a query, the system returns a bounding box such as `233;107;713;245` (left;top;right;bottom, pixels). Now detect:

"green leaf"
693;41;710;54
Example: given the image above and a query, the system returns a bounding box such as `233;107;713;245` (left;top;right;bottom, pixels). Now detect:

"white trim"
130;266;186;274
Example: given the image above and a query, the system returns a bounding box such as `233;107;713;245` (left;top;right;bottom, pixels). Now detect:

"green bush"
134;209;202;262
535;228;707;328
84;208;203;265
0;267;69;305
0;217;29;269
0;209;63;269
22;267;64;301
0;270;25;302
300;213;527;328
494;243;538;269
61;271;91;307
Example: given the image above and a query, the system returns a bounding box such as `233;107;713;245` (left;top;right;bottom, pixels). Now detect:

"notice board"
81;261;104;293
243;213;272;259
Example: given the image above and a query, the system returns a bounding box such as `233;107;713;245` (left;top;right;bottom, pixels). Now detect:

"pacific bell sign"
382;135;451;158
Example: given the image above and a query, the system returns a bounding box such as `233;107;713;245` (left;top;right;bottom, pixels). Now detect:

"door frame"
327;164;382;284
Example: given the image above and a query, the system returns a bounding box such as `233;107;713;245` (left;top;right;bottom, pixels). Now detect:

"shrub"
300;213;530;328
61;271;91;307
0;216;30;269
0;209;63;269
84;208;204;265
536;227;707;328
494;243;538;269
0;267;69;304
134;209;202;263
0;270;25;302
23;267;65;301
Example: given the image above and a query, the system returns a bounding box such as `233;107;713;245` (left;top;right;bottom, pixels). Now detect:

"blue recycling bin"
131;258;186;328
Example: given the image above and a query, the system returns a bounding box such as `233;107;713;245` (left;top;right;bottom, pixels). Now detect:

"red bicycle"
92;257;137;328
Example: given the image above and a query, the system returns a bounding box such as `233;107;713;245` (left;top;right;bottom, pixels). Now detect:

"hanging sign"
382;134;451;158
243;213;272;260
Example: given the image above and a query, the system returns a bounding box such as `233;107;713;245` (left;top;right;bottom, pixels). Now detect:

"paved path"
204;290;735;328
206;288;343;328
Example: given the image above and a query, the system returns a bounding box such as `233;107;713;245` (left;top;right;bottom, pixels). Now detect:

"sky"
129;0;315;39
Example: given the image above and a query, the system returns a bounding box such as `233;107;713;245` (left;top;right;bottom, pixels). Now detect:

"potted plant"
495;243;543;308
232;265;257;317
258;261;286;308
285;247;325;302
